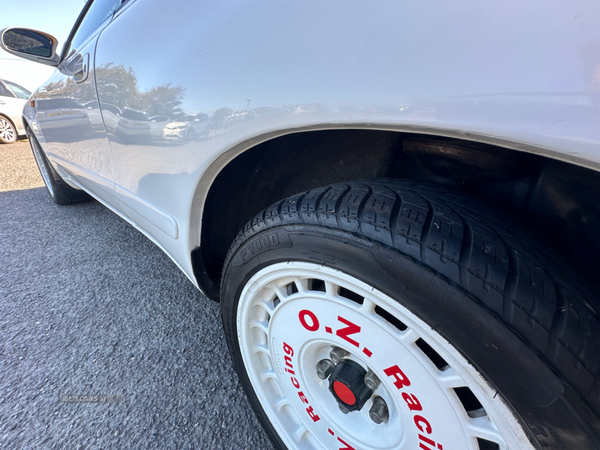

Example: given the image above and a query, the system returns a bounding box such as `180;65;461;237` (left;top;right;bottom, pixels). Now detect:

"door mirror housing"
0;28;60;66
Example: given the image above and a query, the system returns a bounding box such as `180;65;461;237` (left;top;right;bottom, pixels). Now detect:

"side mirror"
0;27;60;66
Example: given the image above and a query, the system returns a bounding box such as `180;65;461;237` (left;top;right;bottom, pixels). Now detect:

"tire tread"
225;179;600;414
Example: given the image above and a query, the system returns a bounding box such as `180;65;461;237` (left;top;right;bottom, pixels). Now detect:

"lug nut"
316;359;336;380
330;347;350;364
369;396;389;424
364;369;381;391
338;403;350;414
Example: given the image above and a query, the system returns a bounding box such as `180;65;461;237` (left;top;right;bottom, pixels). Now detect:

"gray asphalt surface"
0;140;274;449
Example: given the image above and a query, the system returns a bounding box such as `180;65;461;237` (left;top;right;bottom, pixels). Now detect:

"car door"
0;81;27;135
35;0;127;209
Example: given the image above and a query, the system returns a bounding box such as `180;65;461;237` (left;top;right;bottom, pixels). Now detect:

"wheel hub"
328;359;372;412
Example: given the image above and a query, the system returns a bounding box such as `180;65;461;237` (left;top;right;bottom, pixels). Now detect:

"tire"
27;128;91;205
0;116;18;144
221;180;600;450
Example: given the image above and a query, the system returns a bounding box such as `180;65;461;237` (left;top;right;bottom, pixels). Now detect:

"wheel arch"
190;123;600;300
21;115;31;133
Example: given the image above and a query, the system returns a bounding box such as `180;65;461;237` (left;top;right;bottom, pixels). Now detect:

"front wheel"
221;180;600;449
0;116;17;144
28;128;90;205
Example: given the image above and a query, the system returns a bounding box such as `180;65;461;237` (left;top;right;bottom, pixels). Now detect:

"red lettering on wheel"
335;316;361;347
414;416;432;434
337;436;356;449
383;364;411;389
306;405;320;423
402;392;423;411
299;310;320;331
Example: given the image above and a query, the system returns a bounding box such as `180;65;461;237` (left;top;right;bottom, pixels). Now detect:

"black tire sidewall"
222;224;599;449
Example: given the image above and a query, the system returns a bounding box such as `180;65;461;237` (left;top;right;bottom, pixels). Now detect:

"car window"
0;82;14;98
5;81;31;99
64;0;124;58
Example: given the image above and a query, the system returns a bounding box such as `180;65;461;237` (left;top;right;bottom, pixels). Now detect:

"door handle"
73;53;90;84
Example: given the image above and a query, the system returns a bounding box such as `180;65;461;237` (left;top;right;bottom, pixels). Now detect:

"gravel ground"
0;140;274;449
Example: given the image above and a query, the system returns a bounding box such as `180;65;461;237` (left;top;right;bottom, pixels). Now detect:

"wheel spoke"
250;319;269;334
292;423;308;441
360;296;376;314
398;327;419;344
436;367;465;389
261;369;277;381
466;416;504;445
275;395;290;411
291;277;308;293
303;430;321;449
324;281;338;297
252;343;270;355
271;284;288;302
255;297;275;315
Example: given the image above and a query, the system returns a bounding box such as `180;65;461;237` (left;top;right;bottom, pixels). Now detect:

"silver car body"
0;79;29;136
16;0;600;291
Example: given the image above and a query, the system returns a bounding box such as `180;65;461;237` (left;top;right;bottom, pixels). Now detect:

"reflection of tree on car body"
92;63;186;143
35;62;187;144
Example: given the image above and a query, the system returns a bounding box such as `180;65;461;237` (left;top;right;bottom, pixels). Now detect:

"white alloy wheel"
0;117;17;143
237;262;533;450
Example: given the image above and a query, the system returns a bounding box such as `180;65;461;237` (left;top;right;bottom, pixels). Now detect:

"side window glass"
5;81;31;100
65;0;123;58
0;83;15;98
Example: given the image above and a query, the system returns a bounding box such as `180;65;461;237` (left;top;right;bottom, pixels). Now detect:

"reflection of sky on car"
2;0;83;54
4;0;597;113
119;1;597;116
0;0;83;90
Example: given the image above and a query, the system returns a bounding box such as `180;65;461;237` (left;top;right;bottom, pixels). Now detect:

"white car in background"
163;114;208;141
2;2;600;449
0;78;30;144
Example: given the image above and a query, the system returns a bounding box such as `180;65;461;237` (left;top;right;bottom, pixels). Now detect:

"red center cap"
333;381;356;405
